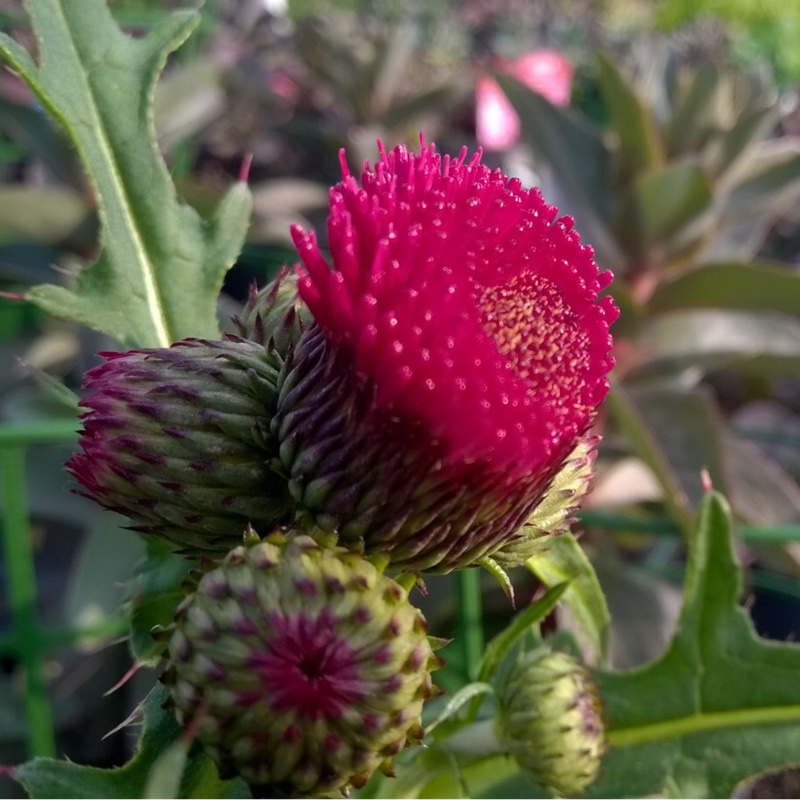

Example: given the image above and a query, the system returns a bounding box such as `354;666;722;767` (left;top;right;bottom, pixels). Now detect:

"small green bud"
495;648;606;797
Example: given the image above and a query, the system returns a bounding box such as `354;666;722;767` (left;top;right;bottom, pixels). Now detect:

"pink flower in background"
476;49;574;150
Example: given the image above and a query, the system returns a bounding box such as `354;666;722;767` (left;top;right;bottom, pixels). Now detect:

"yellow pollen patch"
478;271;591;414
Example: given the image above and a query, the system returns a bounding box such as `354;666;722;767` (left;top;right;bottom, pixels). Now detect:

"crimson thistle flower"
273;138;618;573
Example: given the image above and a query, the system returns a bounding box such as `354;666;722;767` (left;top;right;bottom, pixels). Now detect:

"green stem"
0;417;78;445
609;704;800;748
579;509;800;544
458;569;484;680
0;445;56;758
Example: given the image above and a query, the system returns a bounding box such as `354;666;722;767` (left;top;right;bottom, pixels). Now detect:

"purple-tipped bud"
164;533;442;796
234;267;312;357
495;648;606;797
67;338;293;554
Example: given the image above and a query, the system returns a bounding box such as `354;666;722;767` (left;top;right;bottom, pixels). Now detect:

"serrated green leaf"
0;1;252;347
10;685;250;799
526;533;610;665
591;491;800;798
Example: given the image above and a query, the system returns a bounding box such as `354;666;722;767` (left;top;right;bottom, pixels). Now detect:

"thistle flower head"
294;140;615;479
164;533;441;796
275;138;617;572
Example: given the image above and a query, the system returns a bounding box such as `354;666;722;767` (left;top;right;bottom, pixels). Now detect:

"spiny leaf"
0;1;252;347
10;685;250;799
591;491;800;798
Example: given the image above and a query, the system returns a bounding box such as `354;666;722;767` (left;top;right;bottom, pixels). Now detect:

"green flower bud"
164;533;442;796
495;649;606;797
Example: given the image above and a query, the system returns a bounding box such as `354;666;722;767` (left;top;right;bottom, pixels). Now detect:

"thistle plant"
5;5;800;800
66;337;294;554
68;139;617;577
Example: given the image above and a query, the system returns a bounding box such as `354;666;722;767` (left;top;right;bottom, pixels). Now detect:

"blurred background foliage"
2;0;800;795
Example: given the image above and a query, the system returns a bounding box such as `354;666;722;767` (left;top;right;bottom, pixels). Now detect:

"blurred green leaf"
703;103;777;178
596;51;663;181
383;85;461;130
154;59;225;151
650;261;800;315
17;364;80;412
723;140;800;217
606;384;726;530
663;62;724;156
591;492;800;798
296;21;367;118
636;309;800;378
618;162;713;254
0;243;63;285
0;187;89;244
63;515;144;629
369;23;415;117
724;435;800;527
10;685;250;799
0;1;252;347
526;533;610;665
0;95;85;187
605;282;643;338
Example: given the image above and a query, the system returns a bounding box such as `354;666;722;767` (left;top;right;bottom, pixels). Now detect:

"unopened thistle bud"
67;338;293;554
495;648;606;797
235;266;311;358
164;533;442;796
